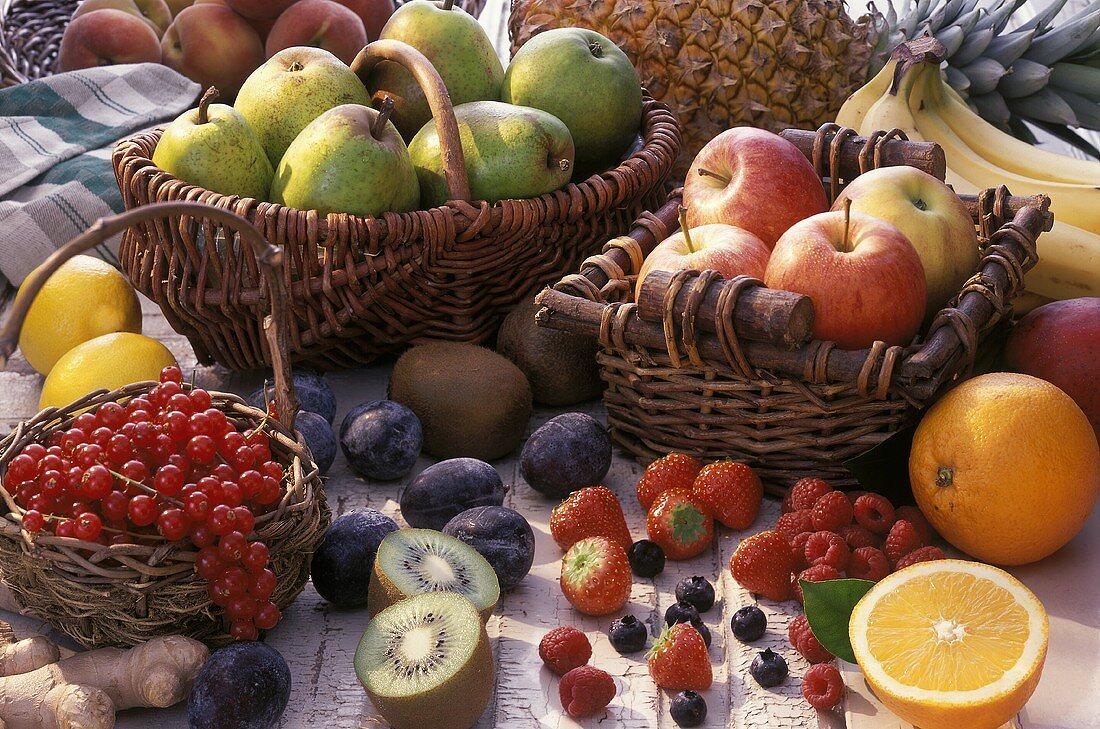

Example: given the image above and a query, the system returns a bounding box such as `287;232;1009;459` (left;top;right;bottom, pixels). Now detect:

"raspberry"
884;520;924;565
853;493;896;534
775;510;814;543
790;532;813;571
789;477;832;511
788;614;834;664
896;505;934;544
810;491;853;532
539;626;592;676
802;663;844;710
895;545;946;570
781;491;795;514
838;524;877;550
792;564;841;603
848;546;891;581
559;665;616;718
844;490;870;507
804;531;850;571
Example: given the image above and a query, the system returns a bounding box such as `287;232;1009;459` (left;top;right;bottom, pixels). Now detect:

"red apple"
636;217;771;300
764;207;926;349
1004;297;1100;437
333;0;396;42
683;128;828;249
265;0;368;65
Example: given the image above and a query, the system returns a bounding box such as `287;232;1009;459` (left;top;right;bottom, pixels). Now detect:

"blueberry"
310;509;399;607
401;458;505;530
670;690;707;727
695;622;712;648
248;372;336;425
294;411;336;475
188;641;290;729
520;412;611;498
443;506;534;590
628;539;665;577
339;400;422;481
675;576;715;613
731;605;767;643
750;648;788;688
664;601;701;628
608;614;647;654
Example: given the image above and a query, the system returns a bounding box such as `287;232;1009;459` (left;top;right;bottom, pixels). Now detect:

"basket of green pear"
111;17;679;372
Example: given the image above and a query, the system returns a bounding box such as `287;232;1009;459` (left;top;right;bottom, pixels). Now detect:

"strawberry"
646;489;714;560
647;622;712;690
560;536;632;616
636;453;702;509
729;530;795;601
550;485;632;552
691;461;762;530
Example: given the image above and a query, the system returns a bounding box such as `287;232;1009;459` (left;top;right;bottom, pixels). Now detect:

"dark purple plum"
442;506;534;590
187;641;290;729
295;410;336;475
310;509;399;607
339;400;422;481
248;371;336;424
520;412;611;498
400;458;505;530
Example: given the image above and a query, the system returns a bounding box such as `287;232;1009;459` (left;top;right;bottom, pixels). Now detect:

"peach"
164;0;195;16
265;0;368;65
161;4;265;99
224;0;297;19
58;9;162;71
72;0;173;36
333;0;396;42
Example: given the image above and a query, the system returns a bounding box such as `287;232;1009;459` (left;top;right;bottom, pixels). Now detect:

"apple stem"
197;87;220;125
443;0;455;9
372;96;395;137
697;167;731;185
288;61;304;73
678;205;696;254
841;197;853;252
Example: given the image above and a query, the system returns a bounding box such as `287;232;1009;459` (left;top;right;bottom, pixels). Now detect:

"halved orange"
849;559;1048;729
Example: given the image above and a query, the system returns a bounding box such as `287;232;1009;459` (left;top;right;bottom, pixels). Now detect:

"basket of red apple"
0;202;330;649
110;19;679;371
536;124;1053;493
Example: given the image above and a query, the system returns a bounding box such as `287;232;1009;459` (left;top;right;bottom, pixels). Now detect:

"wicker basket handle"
350;39;471;203
0;202;302;431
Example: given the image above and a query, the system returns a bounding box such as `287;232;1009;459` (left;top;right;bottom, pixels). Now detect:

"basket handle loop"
350;39;472;203
0;202;301;431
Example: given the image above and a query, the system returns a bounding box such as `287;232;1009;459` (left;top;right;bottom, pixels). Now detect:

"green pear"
502;28;642;180
152;87;272;200
367;0;504;140
235;46;371;167
270;101;420;217
408;100;573;207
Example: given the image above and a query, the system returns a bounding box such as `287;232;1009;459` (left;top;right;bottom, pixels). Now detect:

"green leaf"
842;424;916;504
801;578;876;664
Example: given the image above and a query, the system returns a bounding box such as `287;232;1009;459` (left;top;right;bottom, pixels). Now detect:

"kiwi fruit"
355;591;494;729
389;341;533;460
496;297;604;406
368;528;500;622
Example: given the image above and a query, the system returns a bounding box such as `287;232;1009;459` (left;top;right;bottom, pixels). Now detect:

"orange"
909;372;1100;565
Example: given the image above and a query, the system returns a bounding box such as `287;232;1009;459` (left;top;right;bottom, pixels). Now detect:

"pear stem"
589;40;603;58
678;206;696;254
556;158;571;172
697;167;731;185
197;87;220;125
841;197;853;252
442;0;454;9
372;96;395;137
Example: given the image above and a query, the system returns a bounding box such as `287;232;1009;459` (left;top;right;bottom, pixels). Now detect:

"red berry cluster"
538;628;616;718
3;366;285;640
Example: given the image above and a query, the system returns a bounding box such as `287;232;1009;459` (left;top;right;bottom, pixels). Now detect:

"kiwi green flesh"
370;529;500;621
355;592;494;729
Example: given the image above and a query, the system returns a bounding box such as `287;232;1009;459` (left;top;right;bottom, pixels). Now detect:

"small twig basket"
536;124;1053;495
0;201;331;648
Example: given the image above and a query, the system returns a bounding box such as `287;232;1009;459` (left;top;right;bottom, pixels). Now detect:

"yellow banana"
1024;220;1100;300
853;63;924;140
835;62;896;131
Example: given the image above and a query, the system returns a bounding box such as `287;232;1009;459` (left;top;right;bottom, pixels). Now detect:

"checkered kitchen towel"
0;63;200;288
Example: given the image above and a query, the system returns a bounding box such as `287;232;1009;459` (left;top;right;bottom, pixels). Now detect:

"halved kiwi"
355;591;494;729
368;528;500;621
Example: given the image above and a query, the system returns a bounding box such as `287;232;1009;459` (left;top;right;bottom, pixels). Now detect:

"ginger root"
0;622;59;677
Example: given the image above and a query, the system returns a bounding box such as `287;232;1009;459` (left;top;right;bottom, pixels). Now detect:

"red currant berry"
38;469;65;498
157;508;189;542
210;580;233;607
101;490;129;522
106;434;133;464
219;431;246;458
60;429;87;455
74;512;102;541
186;436;216;465
164;410;191;442
222;567;250;596
230;620;259;641
230;446;255;472
160;365;183;384
120;459;149;485
23;443;47;462
218;531;248;563
209;504;234;535
255;601;281;630
260;461;283;481
227;596;259;621
80;464;112;500
189;522;215;549
55;519;77;538
242;541;269;572
185;490;211;521
154;464;185;497
26;494;54;514
250;443;271;464
127;409;152;425
127;495;158;527
96;402;126;430
218;482;243;508
72;413;97;432
255;476;282;506
74;443;104;469
6;454;37;483
39;454;63;474
158;380;183;400
188;412;213;438
190;389;213;411
22;510;45;533
46;432;65;449
238;470;263;498
149;435;174;466
250;569;277;601
231;506;255;535
195;547;223;580
204;409;229;436
132;422;156;449
89;427;113;449
167;393;194;415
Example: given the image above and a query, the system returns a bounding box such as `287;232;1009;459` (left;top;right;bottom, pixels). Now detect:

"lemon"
40;333;177;409
850;559;1048;729
17;255;142;375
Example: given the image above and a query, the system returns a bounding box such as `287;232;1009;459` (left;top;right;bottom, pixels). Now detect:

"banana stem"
197;87;220;125
697;168;731;185
678;206;696;254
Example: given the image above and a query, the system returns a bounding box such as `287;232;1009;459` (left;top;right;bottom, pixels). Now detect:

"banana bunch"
837;47;1100;301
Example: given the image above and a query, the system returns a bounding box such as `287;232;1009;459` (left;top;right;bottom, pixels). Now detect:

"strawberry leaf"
669;503;705;543
801;578;875;664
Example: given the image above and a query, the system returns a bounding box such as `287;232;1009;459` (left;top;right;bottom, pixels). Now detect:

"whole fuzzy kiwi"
389;342;533;460
496;297;604;406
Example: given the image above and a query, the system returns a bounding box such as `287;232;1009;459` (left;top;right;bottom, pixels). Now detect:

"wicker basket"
0;0;489;87
112;39;679;371
536;124;1053;496
0;201;331;648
